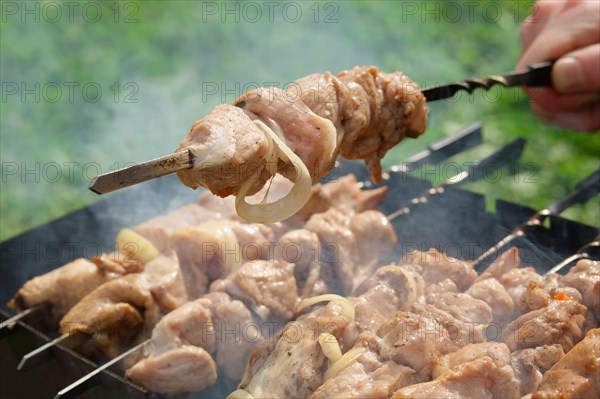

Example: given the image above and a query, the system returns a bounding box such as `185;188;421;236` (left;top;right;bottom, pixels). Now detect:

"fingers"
520;0;564;51
517;0;600;69
553;43;600;94
531;101;600;132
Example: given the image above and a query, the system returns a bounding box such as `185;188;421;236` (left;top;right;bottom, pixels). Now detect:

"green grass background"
1;0;598;241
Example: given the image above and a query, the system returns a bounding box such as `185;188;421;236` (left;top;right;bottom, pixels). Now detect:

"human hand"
517;0;599;132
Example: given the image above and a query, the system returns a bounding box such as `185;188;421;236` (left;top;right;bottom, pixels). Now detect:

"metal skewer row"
10;123;488;397
51;234;600;399
9;123;597;398
0;122;483;338
472;168;600;271
49;129;537;398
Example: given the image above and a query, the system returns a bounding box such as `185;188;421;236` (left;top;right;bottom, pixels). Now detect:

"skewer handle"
88;150;192;194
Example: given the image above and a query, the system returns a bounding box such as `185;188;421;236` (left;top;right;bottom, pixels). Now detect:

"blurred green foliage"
1;0;598;241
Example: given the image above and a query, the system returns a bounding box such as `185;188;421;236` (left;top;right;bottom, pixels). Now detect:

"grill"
1;122;598;399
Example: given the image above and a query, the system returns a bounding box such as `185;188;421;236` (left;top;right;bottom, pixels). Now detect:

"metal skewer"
422;61;554;102
55;339;150;399
17;331;87;371
386;137;526;221
473;169;600;270
0;304;48;336
547;235;600;275
89;150;192;194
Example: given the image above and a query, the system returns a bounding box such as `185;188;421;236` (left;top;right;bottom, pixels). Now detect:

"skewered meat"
126;292;260;393
309;338;417;399
466;278;515;325
391;356;496;399
237;300;353;398
176;67;426;222
211;259;298;321
134;203;220;251
8;258;117;324
404;248;477;291
511;344;565;395
291;174;388;223
531;328;599;399
425;291;493;324
560;259;600;322
304;207;397;294
349;265;424;343
501;298;587;353
60;253;187;357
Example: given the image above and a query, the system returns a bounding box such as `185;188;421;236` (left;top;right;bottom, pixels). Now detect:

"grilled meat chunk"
212;259;298;321
134;203;218;251
238;300;352;398
391;357;496;399
511;345;565;395
176;67;426;202
126;346;217;395
499;266;544;306
127;292;262;393
466;278;515;325
309;344;417;399
426;292;493;324
532;328;600;399
561;259;600;323
404;248;477;291
60;253;187;357
501;299;587;353
9;258;117;323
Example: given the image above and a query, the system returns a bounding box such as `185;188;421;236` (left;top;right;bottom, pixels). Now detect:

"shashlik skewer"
386;138;525;221
92;65;428;224
473;168;600;270
55;208;399;397
547;234;600;274
230;247;597;399
5;121;478;334
88;61;553;205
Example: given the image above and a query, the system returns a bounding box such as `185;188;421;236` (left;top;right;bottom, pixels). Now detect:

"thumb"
552;43;600;94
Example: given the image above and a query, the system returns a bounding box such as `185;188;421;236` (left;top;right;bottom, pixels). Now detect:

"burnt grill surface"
1;159;598;399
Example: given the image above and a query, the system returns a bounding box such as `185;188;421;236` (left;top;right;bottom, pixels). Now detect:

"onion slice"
296;294;355;322
235;120;312;223
226;389;255;399
323;347;367;381
318;333;342;363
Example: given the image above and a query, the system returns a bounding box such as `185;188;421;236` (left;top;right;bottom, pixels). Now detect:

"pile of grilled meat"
8;175;599;398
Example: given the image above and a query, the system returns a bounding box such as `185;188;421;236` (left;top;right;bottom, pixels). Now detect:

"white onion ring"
296;294;355;322
323;347;367;381
235;120;312;223
318;333;342;363
226;389;254;399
